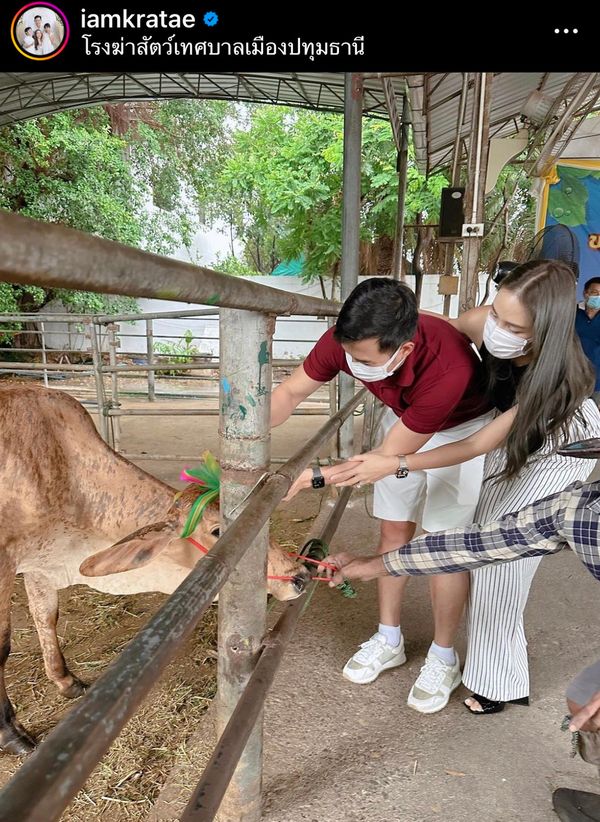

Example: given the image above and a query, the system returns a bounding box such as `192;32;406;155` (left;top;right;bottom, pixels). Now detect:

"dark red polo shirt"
303;314;491;434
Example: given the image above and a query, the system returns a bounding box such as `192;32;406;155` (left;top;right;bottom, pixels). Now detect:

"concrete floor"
111;406;598;822
259;492;600;822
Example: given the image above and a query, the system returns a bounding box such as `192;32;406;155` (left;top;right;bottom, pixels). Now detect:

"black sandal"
464;693;529;714
552;787;600;821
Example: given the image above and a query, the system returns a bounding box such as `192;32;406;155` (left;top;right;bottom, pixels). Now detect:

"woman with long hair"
288;259;600;714
32;29;44;53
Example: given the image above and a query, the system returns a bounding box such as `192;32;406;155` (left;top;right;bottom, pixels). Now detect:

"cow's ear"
79;521;178;577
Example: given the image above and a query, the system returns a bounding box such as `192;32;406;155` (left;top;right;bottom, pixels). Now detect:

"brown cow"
0;384;310;755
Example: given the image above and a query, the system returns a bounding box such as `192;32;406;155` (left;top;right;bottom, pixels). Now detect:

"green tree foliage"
0;110;141;241
215;107;448;281
480;164;536;275
0;97;536;322
124;99;233;251
0;100;233;317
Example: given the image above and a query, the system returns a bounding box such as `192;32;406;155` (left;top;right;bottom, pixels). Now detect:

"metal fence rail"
0;211;339;317
0;309;338;461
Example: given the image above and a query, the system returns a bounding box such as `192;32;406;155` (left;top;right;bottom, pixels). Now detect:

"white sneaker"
343;633;407;684
407;650;461;714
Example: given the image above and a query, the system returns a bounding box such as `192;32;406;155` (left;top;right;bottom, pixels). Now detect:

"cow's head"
79;486;311;600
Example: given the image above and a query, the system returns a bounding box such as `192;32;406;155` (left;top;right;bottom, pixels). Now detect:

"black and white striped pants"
462;399;600;702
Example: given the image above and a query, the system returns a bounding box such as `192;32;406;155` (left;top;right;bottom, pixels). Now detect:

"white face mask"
345;345;405;382
483;314;530;360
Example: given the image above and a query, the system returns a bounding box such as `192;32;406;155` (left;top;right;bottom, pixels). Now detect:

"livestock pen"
0;208;368;822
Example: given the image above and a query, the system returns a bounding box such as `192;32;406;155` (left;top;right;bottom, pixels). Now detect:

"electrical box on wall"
438;275;459;296
462;223;485;238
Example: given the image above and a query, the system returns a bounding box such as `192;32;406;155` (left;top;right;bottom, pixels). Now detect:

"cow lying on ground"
0;384;310;755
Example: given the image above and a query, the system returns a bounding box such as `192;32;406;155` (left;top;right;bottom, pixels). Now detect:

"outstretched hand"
282;460;365;501
283;468;313;501
570;690;600;732
330;452;399;486
326;552;387;586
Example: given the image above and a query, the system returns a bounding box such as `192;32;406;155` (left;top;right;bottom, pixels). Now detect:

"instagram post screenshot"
0;6;598;822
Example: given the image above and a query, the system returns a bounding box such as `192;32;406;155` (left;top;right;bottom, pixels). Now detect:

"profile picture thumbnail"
12;3;69;60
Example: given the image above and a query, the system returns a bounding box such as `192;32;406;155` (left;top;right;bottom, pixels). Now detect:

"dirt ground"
0;374;331;821
1;374;599;822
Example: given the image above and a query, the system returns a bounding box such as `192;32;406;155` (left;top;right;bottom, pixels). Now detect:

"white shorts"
373;408;494;532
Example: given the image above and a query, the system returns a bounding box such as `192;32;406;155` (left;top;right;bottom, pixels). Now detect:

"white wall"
116;276;327;359
115;274;494;359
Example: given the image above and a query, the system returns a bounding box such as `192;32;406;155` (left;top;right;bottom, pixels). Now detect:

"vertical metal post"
338;71;363;459
442;246;454;317
460;73;492;313
39;320;49;388
107;323;121;452
327;317;339;459
443;72;469;316
89;320;109;442
217;308;273;822
146;318;156;402
392;96;410;281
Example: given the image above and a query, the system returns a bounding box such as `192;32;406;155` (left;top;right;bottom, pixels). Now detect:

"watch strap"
395;455;409;479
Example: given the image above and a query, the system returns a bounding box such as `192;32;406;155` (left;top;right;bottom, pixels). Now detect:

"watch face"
395;468;409;479
312;467;325;488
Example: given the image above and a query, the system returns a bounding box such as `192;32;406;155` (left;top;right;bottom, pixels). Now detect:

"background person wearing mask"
576;277;600;406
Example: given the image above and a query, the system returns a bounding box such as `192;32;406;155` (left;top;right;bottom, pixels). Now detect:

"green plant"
212;254;262;277
214;107;449;282
153;329;201;375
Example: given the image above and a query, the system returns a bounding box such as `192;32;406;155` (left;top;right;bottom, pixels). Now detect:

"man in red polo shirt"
271;278;493;712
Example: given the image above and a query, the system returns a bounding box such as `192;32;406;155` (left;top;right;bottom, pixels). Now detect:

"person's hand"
326;552;387;585
283;468;313;501
330;452;399;486
283;461;362;501
569;690;600;732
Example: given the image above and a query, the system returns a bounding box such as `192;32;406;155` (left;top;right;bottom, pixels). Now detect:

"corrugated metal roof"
408;72;600;174
0;72;405;126
1;72;598;174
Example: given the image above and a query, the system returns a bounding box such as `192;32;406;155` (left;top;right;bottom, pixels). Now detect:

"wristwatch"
395;455;409;479
311;466;326;489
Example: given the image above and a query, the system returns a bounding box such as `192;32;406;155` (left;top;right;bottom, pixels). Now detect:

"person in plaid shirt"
328;438;600;821
329;479;600;583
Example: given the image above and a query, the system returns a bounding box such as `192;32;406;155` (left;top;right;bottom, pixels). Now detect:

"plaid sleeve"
382;491;569;577
557;483;600;581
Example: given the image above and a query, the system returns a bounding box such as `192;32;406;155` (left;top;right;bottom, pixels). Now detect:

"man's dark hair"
333;278;418;352
584;277;600;291
34;15;42;19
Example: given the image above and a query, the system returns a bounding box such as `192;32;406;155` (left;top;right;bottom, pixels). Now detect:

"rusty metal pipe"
0;211;339;317
216;308;272;822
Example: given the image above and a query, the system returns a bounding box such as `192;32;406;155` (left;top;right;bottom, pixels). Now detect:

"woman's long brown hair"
488;259;594;480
